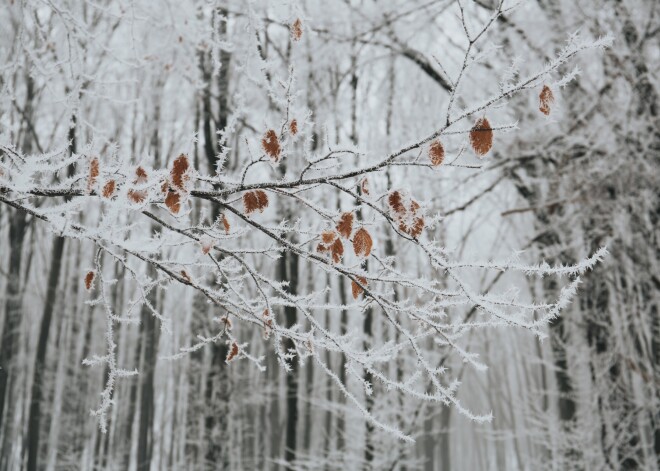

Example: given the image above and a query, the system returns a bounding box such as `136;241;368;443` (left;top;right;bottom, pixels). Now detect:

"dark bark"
136;267;160;471
25;235;66;471
279;244;300;467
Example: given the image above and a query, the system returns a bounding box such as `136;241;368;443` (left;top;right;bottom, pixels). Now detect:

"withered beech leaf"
263;309;273;339
429;140;445;166
221;214;230;234
134;166;148;184
539;85;555;116
165;190;181;214
289;119;298;136
87;157;99;193
84;271;95;291
171;154;190;191
243;191;259;214
330;238;344;263
221;316;232;330
226;341;240;363
291;18;303;41
360;178;370;195
469;117;493;157
388;191;405;216
255;190;269;210
200;236;216;255
321;230;338;245
336;212;354;239
243;190;269;214
127;189;147;204
351;276;367;299
410;217;425;239
353;227;373;258
102;180;116;198
262;130;281;162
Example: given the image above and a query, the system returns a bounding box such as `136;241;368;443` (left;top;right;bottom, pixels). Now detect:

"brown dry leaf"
221;214;230;234
221;316;232;330
330;238;344;263
429;140;445;166
539;85;555;116
289;119;298;136
353;227;373;258
134;166;148;184
291;18;303;41
388;191;405;216
226;341;240;363
351;276;367;299
84;271;95;291
165;190;181;214
469;117;493;157
200;236;216;255
321;230;338;245
262;130;281;162
263;309;273;339
87;157;99;193
410;217;425;239
337;212;354;239
243;191;258;214
255;190;269;210
360;178;370;195
180;270;192;283
102;180;116;198
127;189;147;204
171;154;190;191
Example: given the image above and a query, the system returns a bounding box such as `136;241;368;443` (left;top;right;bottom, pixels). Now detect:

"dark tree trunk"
136;267;160;471
25;235;66;471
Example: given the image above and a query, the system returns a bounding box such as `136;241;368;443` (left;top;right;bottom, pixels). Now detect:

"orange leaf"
127;189;147;204
171;154;190;191
330;237;344;263
429;140;445;166
290;18;303;41
221;316;232;330
243;191;259;214
200;236;216;255
263;309;273;339
409;216;425;239
102;180;116;198
337;212;354;239
84;271;95;291
351;276;367;299
469;117;493;157
360;178;370;195
134;166;148;184
87;157;99;193
262;130;281;162
165;189;181;214
221;214;230;234
226;341;240;363
539;85;554;116
388;191;405;216
321;230;338;245
255;190;269;210
353;227;373;258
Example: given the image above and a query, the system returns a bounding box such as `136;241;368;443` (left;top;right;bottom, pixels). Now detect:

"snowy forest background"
0;0;658;470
